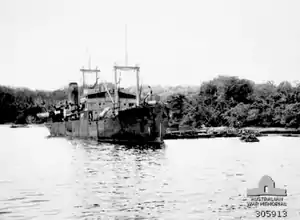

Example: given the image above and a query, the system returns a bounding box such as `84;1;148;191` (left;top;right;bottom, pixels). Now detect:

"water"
0;125;300;220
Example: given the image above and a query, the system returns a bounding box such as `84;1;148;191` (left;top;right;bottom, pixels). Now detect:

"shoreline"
241;127;300;134
164;126;300;140
3;123;300;139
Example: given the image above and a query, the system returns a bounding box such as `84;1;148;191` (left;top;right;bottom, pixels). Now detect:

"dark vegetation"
1;76;300;129
0;86;66;124
166;76;300;129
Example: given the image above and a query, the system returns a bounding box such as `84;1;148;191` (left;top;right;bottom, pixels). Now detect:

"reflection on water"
0;125;300;219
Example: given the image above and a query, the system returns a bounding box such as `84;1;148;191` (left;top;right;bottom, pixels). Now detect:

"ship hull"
45;104;168;145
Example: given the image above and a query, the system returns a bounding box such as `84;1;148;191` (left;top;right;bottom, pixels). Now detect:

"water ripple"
0;126;300;219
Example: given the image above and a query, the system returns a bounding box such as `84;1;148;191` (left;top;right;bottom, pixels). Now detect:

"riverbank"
242;127;300;134
164;127;300;140
5;123;300;139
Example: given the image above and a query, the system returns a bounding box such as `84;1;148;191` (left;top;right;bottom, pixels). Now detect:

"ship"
38;64;169;145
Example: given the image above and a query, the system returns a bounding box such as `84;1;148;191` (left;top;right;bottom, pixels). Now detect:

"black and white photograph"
0;0;299;219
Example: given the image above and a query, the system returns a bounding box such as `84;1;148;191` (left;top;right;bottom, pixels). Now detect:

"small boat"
240;133;259;142
10;124;29;128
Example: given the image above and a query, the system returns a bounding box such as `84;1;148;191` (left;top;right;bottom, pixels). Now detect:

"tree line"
0;86;67;124
166;76;300;129
1;76;300;128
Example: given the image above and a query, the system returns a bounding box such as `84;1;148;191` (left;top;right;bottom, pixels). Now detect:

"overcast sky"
0;0;300;90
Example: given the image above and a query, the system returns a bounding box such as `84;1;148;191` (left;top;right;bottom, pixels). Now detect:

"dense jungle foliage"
166;76;300;129
1;75;300;128
0;86;67;124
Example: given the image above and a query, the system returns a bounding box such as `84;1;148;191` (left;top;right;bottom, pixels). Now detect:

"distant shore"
239;127;300;134
5;122;300;135
208;126;300;134
164;126;300;140
4;123;300;139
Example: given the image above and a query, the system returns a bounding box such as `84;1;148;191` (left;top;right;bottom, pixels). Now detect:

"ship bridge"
84;90;137;120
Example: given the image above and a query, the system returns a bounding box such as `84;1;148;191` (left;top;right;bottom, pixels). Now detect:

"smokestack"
68;82;79;105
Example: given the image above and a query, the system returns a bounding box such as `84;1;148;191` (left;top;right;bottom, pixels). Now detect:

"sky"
0;0;300;90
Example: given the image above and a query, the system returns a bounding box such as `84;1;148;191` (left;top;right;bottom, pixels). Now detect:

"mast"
113;25;140;115
114;66;119;114
125;24;128;66
113;65;140;109
80;66;100;96
89;55;92;69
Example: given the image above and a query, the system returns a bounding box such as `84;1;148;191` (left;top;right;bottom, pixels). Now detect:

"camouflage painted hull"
45;104;168;145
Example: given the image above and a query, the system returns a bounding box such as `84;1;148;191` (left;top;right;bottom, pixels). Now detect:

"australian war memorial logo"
247;175;287;208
